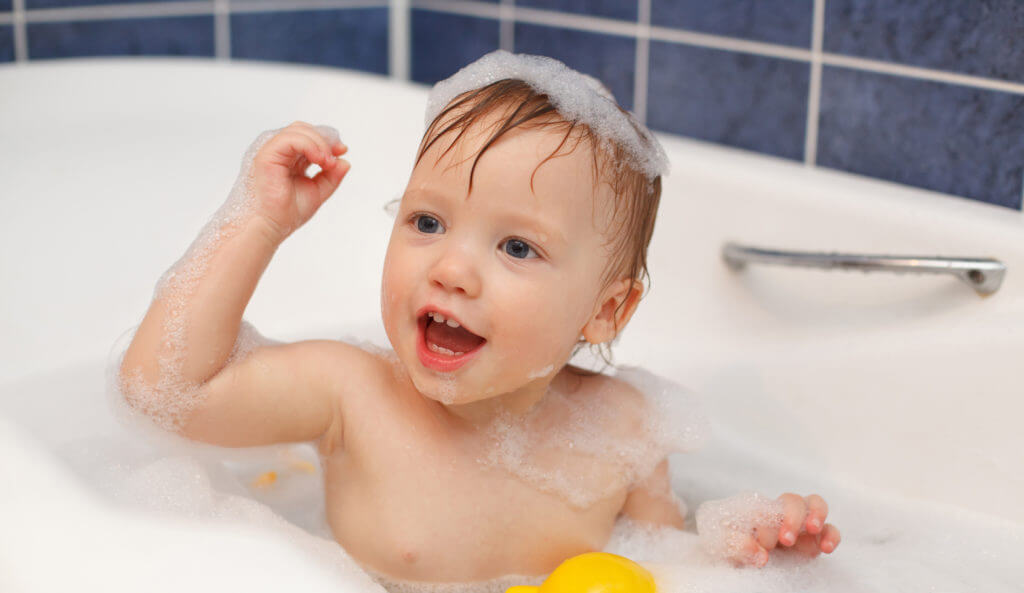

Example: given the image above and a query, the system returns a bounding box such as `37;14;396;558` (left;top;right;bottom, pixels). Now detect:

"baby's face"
381;113;617;405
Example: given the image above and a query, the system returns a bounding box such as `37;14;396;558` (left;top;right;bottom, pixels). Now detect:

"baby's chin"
408;367;507;407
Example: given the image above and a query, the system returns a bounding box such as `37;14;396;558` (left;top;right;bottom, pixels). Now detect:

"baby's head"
381;51;668;406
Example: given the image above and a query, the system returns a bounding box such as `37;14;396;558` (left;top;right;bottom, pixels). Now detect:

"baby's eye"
414;214;444;234
502;238;538;260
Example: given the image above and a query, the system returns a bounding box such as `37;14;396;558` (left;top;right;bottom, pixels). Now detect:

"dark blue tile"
411;9;499;85
817;67;1024;209
232;8;388;75
514;23;636;111
825;0;1024;83
27;0;181;7
651;0;813;48
28;16;213;59
647;42;809;161
0;0;11;12
0;26;13;62
516;0;637;22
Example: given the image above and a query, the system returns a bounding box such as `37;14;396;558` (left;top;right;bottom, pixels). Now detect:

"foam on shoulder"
426;50;669;181
477;366;710;509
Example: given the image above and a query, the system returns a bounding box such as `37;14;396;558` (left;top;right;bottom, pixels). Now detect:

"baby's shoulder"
307;337;404;396
559;365;711;453
559;366;652;435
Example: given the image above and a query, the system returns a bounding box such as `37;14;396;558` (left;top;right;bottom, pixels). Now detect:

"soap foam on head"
426;50;669;182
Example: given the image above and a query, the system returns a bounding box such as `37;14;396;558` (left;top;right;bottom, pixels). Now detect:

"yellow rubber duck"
506;553;656;593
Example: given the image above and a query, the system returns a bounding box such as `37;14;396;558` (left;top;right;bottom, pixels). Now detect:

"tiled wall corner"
3;0;1022;210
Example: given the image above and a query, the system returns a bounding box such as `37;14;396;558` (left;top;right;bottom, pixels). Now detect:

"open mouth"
416;310;487;372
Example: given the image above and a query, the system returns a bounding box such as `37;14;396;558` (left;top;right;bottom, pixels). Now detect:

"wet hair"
414;78;662;371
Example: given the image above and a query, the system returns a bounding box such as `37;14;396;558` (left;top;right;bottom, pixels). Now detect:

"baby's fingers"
310;156;351;200
778;493;807;547
819;523;841;553
730;536;769;568
804;494;829;535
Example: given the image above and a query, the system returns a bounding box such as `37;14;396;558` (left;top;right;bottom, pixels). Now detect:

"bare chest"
318;395;627;582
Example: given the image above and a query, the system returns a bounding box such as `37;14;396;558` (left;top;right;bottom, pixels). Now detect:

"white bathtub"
1;58;1021;592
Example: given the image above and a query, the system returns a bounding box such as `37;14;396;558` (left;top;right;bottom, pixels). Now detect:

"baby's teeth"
427;342;456;356
433;313;446;323
446;319;460;328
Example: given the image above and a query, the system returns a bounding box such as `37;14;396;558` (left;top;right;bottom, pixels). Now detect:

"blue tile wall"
0;26;13;62
514;23;636;111
818;67;1024;210
411;9;499;85
516;0;638;22
648;43;809;161
652;0;814;48
232;8;388;75
7;0;1024;209
826;0;1024;83
28;16;214;59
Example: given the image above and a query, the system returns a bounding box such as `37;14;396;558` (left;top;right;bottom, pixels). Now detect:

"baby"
118;51;839;584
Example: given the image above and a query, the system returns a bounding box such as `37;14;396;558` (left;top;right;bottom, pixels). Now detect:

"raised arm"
119;121;352;446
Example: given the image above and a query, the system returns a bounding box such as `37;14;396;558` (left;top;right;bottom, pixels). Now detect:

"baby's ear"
581;278;644;345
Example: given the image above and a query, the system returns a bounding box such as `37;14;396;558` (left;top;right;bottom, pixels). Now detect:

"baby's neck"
442;370;567;426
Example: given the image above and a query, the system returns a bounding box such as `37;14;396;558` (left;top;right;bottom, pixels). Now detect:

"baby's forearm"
121;214;280;393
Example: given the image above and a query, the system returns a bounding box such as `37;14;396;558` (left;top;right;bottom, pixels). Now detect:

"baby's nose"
428;249;481;297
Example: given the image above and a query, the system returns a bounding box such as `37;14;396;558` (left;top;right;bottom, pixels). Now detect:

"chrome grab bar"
722;242;1007;296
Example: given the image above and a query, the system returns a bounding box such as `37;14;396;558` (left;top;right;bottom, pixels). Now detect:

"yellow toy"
506;552;656;593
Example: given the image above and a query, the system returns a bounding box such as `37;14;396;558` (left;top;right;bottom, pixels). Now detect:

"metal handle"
722;242;1007;296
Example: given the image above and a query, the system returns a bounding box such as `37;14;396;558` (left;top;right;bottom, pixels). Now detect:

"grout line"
23;1;215;22
231;0;387;14
803;0;825;166
214;0;230;60
512;4;639;38
499;0;513;52
410;0;500;21
822;52;1024;96
12;0;27;61
18;0;388;24
650;24;812;62
389;0;409;80
633;0;650;124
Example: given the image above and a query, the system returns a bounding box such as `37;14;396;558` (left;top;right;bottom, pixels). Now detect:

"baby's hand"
743;493;840;567
695;492;841;568
250;121;351;242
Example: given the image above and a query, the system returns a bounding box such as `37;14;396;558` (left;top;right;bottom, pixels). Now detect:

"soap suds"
426;50;669;181
477;367;709;508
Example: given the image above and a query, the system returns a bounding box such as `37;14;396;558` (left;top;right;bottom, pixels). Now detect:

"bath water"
2;336;1019;593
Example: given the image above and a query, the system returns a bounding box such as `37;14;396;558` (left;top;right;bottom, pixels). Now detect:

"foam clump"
426;50;669;181
695;492;784;564
477;366;709;509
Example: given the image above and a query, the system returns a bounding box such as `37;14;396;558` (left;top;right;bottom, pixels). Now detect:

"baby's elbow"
116;350;205;434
